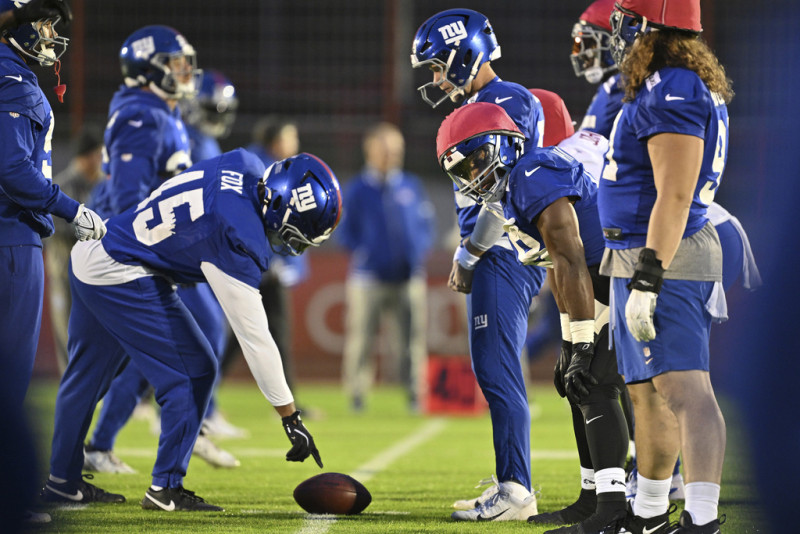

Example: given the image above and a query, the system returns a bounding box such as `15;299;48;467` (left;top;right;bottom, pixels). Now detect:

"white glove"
71;204;107;241
625;288;658;342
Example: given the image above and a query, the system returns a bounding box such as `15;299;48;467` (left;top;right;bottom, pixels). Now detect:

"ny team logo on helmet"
0;0;68;66
181;69;238;139
410;9;501;108
571;0;618;84
610;0;702;65
436;102;524;204
261;153;342;256
120;25;201;100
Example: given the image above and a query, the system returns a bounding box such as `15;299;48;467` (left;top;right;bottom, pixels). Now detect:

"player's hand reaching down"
71;204;106;241
553;339;571;398
282;410;323;468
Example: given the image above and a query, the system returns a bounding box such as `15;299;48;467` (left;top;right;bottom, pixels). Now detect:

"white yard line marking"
295;418;447;534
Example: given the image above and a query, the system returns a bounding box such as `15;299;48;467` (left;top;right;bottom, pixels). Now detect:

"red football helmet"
614;0;702;33
529;89;574;147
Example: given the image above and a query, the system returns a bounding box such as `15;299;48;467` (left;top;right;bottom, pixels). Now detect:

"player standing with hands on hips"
599;1;732;531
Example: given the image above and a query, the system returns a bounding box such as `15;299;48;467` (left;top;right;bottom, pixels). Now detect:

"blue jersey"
503;147;605;267
186;124;222;164
456;77;545;239
0;45;79;245
101;149;269;288
92;87;191;217
599;68;729;249
580;74;624;138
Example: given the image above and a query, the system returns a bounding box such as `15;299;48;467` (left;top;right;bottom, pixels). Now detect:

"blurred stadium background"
32;0;777;389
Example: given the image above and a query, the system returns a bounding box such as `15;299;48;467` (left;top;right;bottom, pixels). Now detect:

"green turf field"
25;381;763;533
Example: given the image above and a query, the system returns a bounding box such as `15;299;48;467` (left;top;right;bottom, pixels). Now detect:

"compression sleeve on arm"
201;261;294;406
470;203;507;251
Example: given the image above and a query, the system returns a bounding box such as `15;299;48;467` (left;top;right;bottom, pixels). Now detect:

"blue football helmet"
410;9;501;108
181;69;238;138
260;153;342;256
0;0;68;66
119;25;201;100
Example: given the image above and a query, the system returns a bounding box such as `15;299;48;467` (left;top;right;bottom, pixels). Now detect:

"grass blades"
25;381;764;533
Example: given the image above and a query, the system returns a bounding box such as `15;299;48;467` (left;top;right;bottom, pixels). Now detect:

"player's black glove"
553;339;571;398
564;342;598;404
13;0;72;27
282;410;323;468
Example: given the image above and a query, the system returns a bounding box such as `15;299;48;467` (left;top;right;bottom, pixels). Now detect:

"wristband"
629;247;665;294
569;319;595;345
560;313;571;342
454;243;480;270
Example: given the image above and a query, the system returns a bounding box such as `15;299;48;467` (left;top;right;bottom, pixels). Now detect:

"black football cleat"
529;488;597;525
622;503;676;534
41;473;126;504
141;486;224;512
543;507;627;534
665;510;725;533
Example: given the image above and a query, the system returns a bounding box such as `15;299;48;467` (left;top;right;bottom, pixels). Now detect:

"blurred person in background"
83;25;240;473
339;122;435;413
178;68;248;439
0;0;105;527
240;116;309;394
411;8;545;520
598;1;733;531
46;127;104;372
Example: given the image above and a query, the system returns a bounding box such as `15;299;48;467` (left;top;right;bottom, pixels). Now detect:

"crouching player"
43;149;340;511
438;103;629;533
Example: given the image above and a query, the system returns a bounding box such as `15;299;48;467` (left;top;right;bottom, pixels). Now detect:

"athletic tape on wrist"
453;244;480;270
569;319;595;345
560;313;571;342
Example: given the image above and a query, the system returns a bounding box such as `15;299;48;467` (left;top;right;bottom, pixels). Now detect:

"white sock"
685;482;720;526
594;467;626;494
150;485;164;491
580;467;596;491
48;475;67;484
632;474;671;518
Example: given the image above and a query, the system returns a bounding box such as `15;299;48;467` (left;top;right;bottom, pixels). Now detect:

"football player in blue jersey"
43;150;339;512
0;0;104;527
83;26;242;472
411;9;545;520
438;102;630;534
181;69;238;163
597;1;733;532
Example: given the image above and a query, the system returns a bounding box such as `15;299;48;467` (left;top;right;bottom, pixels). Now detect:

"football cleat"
201;411;249;439
620;504;676;534
543;507;627;534
141;486;224;512
665;510;725;533
83;447;137;474
453;476;499;510
41;474;126;504
451;479;537;521
192;434;240;468
529;488;597;525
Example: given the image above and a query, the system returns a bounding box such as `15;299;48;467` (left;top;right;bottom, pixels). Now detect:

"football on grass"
293;473;372;515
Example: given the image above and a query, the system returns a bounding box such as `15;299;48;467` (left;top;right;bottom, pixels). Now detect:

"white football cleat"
202;411;250;439
83;448;137;474
453;476;499;510
451;479;537;521
192;434;240;468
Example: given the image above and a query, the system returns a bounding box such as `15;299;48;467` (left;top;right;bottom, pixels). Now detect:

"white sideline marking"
295;418;447;534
